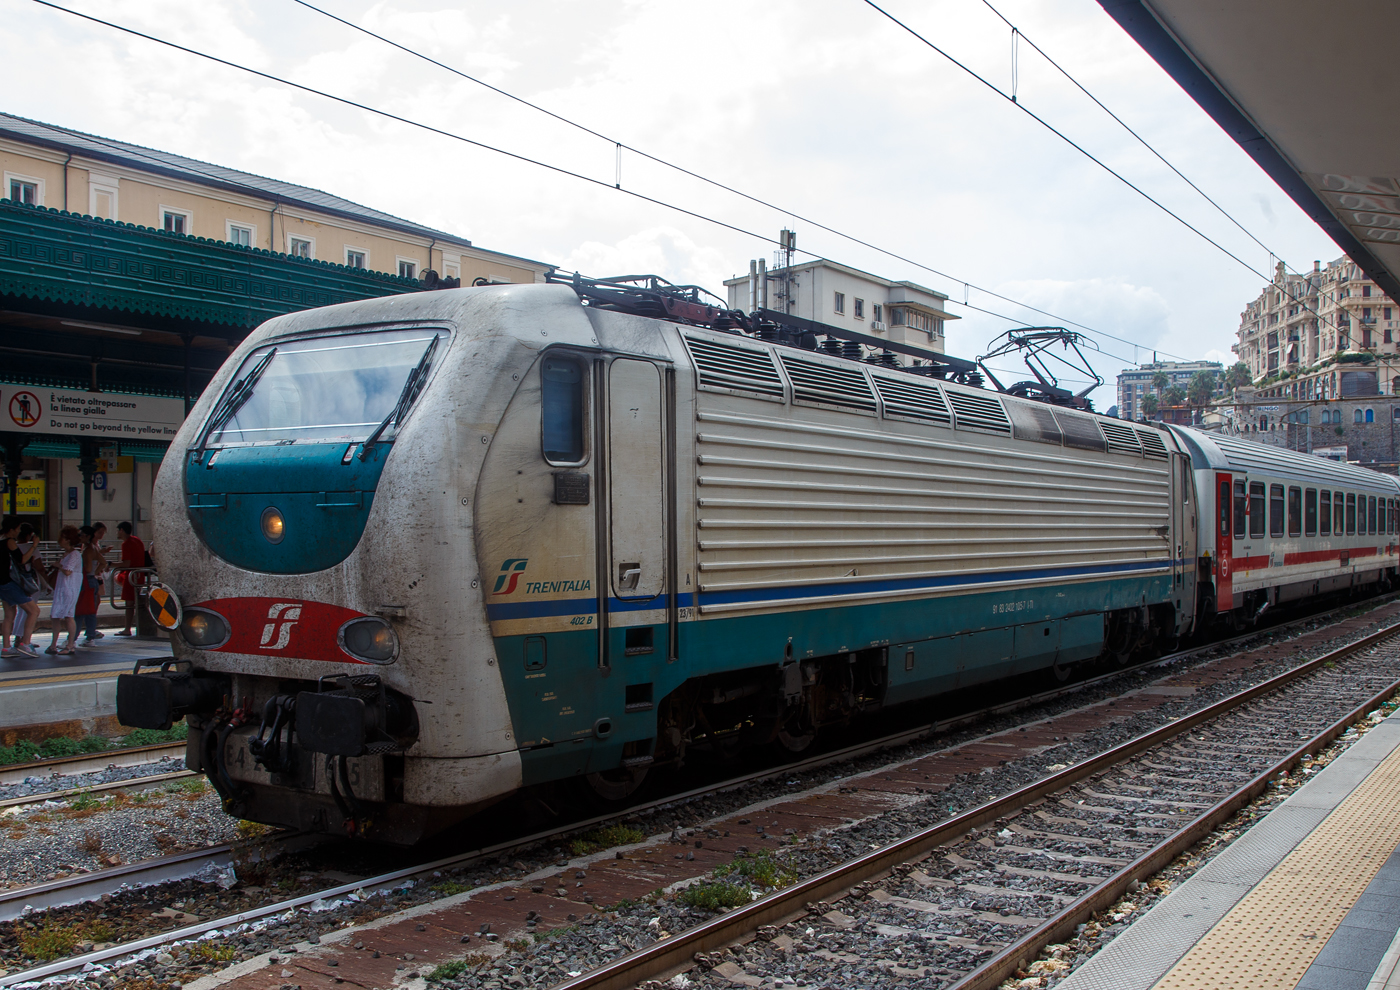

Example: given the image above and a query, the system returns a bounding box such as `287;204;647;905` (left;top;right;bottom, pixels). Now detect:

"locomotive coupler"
116;659;229;730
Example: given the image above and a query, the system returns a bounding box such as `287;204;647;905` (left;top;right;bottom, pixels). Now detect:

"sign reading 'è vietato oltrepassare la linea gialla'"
0;382;185;440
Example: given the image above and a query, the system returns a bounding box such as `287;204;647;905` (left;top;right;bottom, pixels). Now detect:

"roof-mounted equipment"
976;327;1103;410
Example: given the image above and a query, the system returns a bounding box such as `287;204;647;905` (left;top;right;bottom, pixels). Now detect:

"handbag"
17;567;38;595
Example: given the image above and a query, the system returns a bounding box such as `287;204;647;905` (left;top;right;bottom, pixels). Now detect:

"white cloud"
0;0;1345;396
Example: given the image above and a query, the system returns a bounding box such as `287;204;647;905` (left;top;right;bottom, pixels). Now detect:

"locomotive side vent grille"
1054;409;1109;452
683;333;786;401
945;389;1012;435
1100;420;1144;456
870;373;951;425
1135;427;1170;459
778;354;878;413
1006;401;1062;446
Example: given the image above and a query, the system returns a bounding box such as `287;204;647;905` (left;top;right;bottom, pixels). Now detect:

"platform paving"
1057;710;1400;990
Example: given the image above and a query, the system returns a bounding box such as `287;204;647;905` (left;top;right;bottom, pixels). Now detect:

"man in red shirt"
115;521;146;636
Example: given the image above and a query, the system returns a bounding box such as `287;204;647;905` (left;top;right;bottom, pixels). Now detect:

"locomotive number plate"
313;755;386;802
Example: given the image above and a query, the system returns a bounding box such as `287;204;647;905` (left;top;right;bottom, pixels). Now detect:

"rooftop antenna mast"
976;327;1105;410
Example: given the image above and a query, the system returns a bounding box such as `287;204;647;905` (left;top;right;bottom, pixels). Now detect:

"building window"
226;223;254;248
346;248;367;269
853;298;864;320
833;292;845;315
1364;285;1372;297
1387;307;1393;320
444;262;460;281
1355;408;1364;424
89;177;118;220
4;174;42;206
288;236;313;259
1366;408;1375;423
398;259;418;279
873;304;882;324
161;208;192;235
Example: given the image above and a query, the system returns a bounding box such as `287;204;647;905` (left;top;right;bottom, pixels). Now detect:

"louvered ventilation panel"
1005;401;1062;445
778;354;878;413
683;334;785;401
1136;427;1170;459
946;389;1012;435
1054;409;1109;452
870;373;952;426
1100;420;1144;456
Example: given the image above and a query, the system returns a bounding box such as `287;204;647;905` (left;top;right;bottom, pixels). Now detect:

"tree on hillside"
1187;370;1219;420
1224;362;1252;391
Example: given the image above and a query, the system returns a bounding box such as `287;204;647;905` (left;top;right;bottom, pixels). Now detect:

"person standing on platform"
114;522;145;637
44;526;81;655
10;523;42;646
76;525;106;646
0;516;40;658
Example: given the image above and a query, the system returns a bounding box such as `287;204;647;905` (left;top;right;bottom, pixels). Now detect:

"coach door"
596;357;677;670
1215;471;1234;611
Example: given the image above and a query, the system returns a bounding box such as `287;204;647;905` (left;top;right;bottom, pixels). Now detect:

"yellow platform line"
0;668;126;687
1154;736;1400;989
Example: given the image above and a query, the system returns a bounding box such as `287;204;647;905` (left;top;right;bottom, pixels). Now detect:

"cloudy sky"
3;0;1343;408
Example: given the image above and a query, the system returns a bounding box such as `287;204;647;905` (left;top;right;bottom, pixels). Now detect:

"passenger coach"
1173;429;1400;625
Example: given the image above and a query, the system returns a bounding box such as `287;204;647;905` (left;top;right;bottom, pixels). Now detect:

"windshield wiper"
193;347;278;460
360;334;441;460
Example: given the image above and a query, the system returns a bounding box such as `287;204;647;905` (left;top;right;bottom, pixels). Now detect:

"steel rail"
0;770;194;811
3;601;1393;984
546;620;1400;990
0;742;186;785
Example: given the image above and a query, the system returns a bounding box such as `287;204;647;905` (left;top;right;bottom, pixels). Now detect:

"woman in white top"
46;526;81;655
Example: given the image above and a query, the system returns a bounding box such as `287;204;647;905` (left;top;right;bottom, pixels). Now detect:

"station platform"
0;631;170;740
1059;711;1400;990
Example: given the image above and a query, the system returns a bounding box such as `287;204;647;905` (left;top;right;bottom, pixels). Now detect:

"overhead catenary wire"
971;0;1359;373
29;0;1174;367
862;0;1275;287
279;0;1192;363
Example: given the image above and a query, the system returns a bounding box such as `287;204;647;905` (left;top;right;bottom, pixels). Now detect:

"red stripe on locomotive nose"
190;597;371;663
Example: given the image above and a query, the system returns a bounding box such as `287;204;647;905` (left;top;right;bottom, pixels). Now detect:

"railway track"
0;742;185;787
3;596;1396;985
560;623;1400;990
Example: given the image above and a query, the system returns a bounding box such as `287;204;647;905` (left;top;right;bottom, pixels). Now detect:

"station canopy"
1100;1;1400;301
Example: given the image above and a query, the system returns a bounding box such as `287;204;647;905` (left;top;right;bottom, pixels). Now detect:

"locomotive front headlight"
261;506;285;544
338;616;399;664
180;608;231;649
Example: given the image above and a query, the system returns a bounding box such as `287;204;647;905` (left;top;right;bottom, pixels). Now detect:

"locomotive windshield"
203;328;445;446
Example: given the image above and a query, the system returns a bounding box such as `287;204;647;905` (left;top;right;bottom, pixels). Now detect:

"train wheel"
775;717;817;753
583;766;649;804
1051;656;1073;682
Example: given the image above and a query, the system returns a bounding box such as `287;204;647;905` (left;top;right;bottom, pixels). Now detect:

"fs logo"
492;558;528;596
260;603;302;650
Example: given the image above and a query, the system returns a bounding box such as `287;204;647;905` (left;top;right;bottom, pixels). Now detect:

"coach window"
1320;489;1331;536
1287;487;1301;537
1336;492;1346;535
1233;480;1246;538
1347;493;1357;535
1305;488;1317;536
1369;495;1378;535
1249;483;1265;538
540;355;587;464
1269;484;1284;538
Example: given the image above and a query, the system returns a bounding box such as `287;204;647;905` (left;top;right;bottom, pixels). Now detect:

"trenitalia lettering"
524;580;593;594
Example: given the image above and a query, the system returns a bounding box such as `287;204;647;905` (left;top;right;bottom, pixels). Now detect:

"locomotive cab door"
591;354;677;775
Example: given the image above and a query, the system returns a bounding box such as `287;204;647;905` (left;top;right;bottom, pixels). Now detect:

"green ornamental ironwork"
0;198;425;328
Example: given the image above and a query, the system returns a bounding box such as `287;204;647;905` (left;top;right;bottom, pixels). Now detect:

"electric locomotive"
116;277;1395;842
